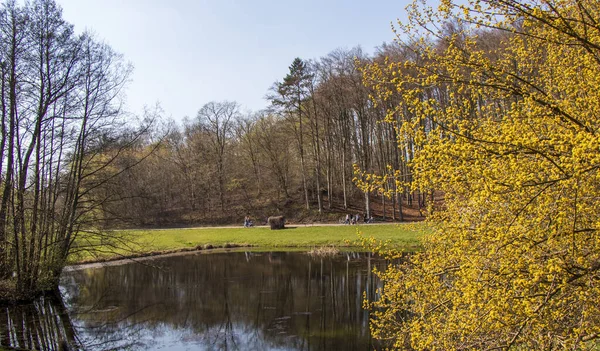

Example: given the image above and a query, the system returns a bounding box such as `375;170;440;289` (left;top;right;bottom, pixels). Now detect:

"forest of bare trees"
99;45;439;227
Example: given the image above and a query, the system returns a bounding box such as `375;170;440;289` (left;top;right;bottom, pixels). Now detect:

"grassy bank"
71;223;427;264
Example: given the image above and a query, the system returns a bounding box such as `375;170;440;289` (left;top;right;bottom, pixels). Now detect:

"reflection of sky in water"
129;322;302;350
4;252;392;350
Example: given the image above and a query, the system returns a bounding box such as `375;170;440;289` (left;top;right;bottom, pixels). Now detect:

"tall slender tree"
270;58;312;210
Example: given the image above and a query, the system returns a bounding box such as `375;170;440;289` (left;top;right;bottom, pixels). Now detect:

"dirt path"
125;221;402;231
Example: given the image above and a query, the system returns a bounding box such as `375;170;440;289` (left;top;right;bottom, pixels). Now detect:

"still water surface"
2;251;392;350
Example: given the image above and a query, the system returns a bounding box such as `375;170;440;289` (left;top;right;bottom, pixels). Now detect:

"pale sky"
58;0;410;122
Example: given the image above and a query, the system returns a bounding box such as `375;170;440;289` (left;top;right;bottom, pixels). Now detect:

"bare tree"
234;114;263;197
196;101;240;212
254;114;291;201
0;0;155;298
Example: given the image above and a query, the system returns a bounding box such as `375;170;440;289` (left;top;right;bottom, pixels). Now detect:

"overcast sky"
58;0;409;122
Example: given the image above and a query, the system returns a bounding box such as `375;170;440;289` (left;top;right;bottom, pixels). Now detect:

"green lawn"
72;223;428;263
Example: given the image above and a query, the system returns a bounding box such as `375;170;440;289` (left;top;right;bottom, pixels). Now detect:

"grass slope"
73;223;427;263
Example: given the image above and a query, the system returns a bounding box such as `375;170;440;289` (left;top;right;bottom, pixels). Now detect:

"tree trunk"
382;193;386;221
342;148;348;209
397;190;404;221
365;192;371;220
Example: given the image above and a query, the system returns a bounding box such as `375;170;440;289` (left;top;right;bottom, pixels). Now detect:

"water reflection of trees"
0;294;77;350
0;252;392;350
62;252;390;350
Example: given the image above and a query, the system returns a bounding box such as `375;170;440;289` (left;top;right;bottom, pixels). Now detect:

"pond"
1;251;395;350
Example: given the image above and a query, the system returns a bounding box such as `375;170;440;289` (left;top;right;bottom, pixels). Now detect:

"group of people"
245;213;373;227
344;213;374;225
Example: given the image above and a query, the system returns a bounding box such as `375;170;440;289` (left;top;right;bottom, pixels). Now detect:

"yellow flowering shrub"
360;0;600;349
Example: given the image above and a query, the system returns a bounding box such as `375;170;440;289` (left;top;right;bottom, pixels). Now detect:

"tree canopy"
360;0;600;349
